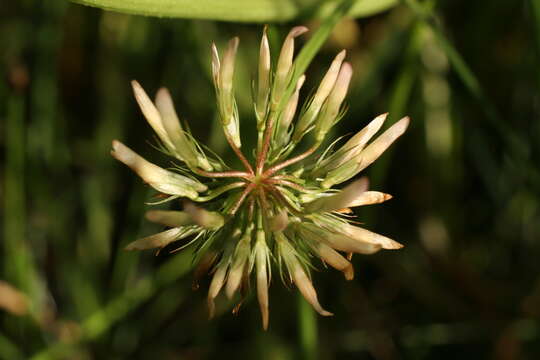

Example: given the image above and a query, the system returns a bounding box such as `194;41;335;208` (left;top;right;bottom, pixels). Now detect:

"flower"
112;27;409;330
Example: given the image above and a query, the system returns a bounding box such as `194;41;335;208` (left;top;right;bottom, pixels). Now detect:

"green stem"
298;292;318;360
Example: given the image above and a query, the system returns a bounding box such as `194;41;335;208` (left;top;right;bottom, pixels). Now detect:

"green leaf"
70;0;398;22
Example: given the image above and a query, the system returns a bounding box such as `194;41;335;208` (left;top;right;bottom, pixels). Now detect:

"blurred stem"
368;21;422;189
4;91;41;317
0;334;25;360
30;250;195;360
278;0;354;112
404;0;526;157
531;0;540;89
298;293;317;360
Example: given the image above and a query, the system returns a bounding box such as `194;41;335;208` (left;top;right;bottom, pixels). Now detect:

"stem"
194;168;252;179
194;181;246;202
229;182;256;215
263;144;318;177
298;292;317;360
225;134;254;174
256;110;277;174
266;178;307;193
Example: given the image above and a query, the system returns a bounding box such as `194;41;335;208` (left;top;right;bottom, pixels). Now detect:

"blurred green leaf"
70;0;398;21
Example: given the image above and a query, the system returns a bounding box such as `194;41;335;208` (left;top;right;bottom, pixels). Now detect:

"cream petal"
220;37;239;96
323;231;382;254
183;202;224;230
256;252;269;330
348;191;393;207
314;242;354;280
292;264;333;316
313;50;347;107
355;116;410;173
207;261;229;319
124;228;188;251
256;27;271;119
145;210;192;227
305;177;368;213
269;209;289;232
274;26;308;101
336;113;388;167
111;140;205;197
225;233;251;299
131;80;173;150
211;42;220;85
343;224;404;250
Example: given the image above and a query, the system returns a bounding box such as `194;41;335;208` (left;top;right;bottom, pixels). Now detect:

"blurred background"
2;0;540;359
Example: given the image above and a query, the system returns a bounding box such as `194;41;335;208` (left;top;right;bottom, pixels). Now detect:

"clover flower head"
112;26;409;329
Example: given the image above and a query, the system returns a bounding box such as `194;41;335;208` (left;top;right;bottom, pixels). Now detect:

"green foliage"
70;0;398;22
2;0;540;359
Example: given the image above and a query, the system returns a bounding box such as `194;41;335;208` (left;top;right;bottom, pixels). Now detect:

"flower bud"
111;140;206;198
312;241;354;280
145;210;193;228
124;227;197;251
225;229;252;298
256;27;271;123
155;88;213;171
207;260;229;319
348;191;392;207
315;62;353;141
253;234;270;330
277;233;332;316
291;262;333;316
184;202;224;230
269;209;289;232
315;113;387;177
211;43;220;86
321;159;360;189
355;116;410;174
220;37;239;109
275;75;305;148
305;177;368;213
131;80;174;151
293;50;346;142
272;26;308;106
342;224;404;250
213;38;242;148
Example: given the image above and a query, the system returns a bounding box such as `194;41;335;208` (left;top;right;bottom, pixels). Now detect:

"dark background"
1;0;540;359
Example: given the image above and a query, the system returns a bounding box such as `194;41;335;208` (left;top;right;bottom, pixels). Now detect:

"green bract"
112;27;409;330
